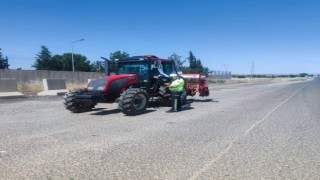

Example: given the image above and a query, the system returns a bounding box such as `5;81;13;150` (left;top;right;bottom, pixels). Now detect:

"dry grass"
66;83;87;91
18;81;44;93
17;81;88;94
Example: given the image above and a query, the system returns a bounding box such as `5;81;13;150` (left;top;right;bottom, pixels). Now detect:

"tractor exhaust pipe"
100;57;110;76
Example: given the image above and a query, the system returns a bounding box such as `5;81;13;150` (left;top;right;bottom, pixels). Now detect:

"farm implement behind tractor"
181;74;210;97
63;55;210;115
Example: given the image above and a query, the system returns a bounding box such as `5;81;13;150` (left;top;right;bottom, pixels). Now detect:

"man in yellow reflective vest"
167;74;185;112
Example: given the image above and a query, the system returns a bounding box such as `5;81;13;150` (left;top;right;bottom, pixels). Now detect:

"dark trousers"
171;91;183;112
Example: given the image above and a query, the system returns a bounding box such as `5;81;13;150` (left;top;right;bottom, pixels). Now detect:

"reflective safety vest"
169;78;185;91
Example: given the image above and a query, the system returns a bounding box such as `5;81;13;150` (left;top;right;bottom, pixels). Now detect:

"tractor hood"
87;77;108;91
107;74;139;81
87;74;139;93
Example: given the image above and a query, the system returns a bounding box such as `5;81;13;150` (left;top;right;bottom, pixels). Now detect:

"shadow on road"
180;106;194;111
188;98;219;103
91;108;107;111
90;109;122;115
125;109;157;116
90;108;157;116
148;101;169;108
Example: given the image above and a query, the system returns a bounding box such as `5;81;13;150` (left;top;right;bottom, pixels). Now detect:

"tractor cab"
116;56;177;90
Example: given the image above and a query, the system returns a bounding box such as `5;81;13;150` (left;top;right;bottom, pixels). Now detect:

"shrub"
237;75;246;78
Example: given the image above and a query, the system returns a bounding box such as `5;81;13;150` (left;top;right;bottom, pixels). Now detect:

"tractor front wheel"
118;88;148;115
63;89;96;113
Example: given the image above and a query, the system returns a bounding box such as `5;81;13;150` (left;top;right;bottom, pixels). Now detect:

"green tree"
73;54;94;72
187;51;197;69
184;51;204;73
32;46;94;72
196;59;203;70
32;45;53;70
54;53;94;72
168;53;186;70
299;73;308;77
91;61;105;73
182;51;210;75
109;51;130;73
202;67;210;76
0;48;10;69
50;55;64;70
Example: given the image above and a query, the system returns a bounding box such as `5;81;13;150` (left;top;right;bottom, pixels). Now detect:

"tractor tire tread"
63;89;95;113
118;88;148;115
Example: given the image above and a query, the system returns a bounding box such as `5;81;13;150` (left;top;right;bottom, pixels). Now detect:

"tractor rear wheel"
63;89;96;113
118;88;148;115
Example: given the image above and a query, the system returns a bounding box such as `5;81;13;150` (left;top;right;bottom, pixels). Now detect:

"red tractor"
63;55;209;115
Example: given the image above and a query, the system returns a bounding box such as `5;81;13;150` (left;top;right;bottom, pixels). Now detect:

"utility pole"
224;64;230;79
224;64;230;72
251;62;255;79
71;38;85;72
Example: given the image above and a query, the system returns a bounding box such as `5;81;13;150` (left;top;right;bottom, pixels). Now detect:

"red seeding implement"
63;55;210;115
181;74;210;97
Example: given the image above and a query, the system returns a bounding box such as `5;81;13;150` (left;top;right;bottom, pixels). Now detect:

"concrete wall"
43;79;67;90
0;70;104;84
0;69;231;84
0;78;18;92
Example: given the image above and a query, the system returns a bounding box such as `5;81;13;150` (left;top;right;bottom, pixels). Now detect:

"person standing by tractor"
167;74;185;112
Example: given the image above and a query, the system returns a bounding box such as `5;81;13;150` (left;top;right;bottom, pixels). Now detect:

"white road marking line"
189;83;309;180
243;83;307;137
189;141;234;180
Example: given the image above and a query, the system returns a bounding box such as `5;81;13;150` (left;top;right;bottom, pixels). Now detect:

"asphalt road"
1;78;319;179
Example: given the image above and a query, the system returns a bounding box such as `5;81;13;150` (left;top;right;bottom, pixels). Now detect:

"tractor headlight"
87;78;108;91
97;86;105;91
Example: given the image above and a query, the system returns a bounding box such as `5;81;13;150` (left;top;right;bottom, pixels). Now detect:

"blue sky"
0;0;319;74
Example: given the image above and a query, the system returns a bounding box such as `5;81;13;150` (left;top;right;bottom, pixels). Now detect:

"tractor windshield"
162;61;177;75
117;61;149;83
151;60;177;76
